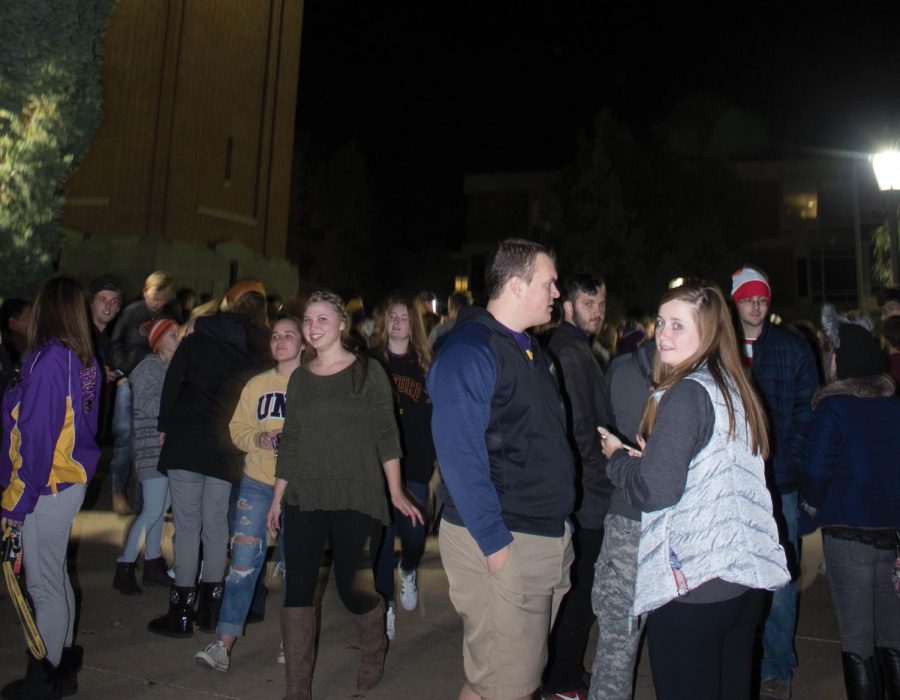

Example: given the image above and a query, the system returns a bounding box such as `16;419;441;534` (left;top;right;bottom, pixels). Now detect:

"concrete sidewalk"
0;481;846;699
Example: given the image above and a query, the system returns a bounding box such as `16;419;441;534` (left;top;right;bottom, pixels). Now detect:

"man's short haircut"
144;270;174;294
877;287;900;307
884;315;900;349
448;291;472;312
560;270;605;305
485;238;554;301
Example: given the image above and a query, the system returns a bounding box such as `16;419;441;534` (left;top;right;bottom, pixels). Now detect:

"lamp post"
870;150;900;286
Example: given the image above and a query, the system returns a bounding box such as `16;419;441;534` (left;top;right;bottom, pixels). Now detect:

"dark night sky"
291;2;900;294
297;3;900;172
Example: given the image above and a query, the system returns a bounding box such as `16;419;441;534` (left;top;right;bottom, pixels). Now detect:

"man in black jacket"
543;271;613;700
108;271;175;514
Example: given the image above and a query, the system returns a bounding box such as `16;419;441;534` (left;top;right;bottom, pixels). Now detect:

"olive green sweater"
275;358;401;524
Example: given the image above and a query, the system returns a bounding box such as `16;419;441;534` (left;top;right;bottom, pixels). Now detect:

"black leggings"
283;507;382;615
647;588;765;700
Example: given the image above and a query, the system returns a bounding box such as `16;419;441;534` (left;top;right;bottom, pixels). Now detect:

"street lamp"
870;150;900;286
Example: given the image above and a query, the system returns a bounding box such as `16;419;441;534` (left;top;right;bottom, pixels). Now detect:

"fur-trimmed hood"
812;374;896;408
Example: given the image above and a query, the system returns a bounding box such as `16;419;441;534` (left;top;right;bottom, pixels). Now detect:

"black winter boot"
841;651;881;700
141;557;172;586
147;585;196;638
58;645;83;697
878;647;900;700
196;581;225;633
112;561;142;595
0;652;60;699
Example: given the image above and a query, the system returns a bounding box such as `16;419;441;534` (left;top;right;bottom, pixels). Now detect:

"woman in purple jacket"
0;276;100;698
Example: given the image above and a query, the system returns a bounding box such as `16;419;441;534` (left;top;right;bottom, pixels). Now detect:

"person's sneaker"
760;677;791;700
385;603;396;641
195;641;230;672
398;563;418;611
277;640;285;664
542;691;587;700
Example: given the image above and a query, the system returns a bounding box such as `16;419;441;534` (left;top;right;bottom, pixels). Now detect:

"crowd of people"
0;239;899;700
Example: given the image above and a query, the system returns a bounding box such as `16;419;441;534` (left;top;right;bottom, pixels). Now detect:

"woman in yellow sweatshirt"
194;316;303;672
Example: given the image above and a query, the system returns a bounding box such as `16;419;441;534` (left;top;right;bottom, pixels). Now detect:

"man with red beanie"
731;265;819;700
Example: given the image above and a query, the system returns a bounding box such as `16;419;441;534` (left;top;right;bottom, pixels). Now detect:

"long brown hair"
373;296;432;375
639;284;769;457
27;276;95;366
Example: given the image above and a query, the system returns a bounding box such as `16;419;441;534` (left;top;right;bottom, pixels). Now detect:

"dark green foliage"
550;110;757;312
0;0;116;299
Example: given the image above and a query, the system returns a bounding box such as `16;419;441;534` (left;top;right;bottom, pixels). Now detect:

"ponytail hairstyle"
639;283;769;458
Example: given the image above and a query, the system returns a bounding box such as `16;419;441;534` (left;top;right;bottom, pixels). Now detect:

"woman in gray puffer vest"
598;284;789;700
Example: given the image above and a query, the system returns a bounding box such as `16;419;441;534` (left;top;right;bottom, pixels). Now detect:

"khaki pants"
439;519;573;700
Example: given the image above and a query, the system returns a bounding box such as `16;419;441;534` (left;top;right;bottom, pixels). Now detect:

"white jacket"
632;368;790;616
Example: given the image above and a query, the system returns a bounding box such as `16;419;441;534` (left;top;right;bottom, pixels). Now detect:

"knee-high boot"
841;651;881;700
281;607;315;700
354;599;387;691
877;647;900;700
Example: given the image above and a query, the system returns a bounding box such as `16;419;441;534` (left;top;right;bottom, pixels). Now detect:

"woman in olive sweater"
267;291;422;699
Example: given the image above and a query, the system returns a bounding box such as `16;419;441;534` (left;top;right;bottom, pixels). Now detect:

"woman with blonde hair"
369;295;435;639
267;291;422;699
598;283;789;700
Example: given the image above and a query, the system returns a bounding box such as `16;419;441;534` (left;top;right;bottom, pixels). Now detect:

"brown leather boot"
281;607;315;700
354;599;387;691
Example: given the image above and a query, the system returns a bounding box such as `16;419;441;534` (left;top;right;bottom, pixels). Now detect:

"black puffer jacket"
157;312;271;484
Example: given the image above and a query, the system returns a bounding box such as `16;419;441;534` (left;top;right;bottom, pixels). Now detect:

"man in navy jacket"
429;239;575;700
731;266;819;700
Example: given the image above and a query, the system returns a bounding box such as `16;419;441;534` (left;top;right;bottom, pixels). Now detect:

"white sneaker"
385;603;396;641
398;563;418;611
277;640;285;664
195;640;230;672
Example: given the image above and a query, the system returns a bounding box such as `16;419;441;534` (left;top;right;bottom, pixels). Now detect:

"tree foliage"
548;110;757;314
0;0;116;299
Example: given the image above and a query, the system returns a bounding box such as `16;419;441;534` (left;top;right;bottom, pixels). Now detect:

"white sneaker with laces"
398;563;418;611
386;603;396;640
195;640;230;672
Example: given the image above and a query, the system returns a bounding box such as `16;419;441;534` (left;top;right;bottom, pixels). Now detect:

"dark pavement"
0;470;846;699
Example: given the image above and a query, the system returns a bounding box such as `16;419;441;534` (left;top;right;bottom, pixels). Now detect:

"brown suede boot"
354;599;387;691
281;607;315;700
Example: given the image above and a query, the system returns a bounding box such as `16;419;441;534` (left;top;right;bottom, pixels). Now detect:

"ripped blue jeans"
217;476;276;638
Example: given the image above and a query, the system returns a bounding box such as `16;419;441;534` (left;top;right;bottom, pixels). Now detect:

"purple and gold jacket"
1;340;100;521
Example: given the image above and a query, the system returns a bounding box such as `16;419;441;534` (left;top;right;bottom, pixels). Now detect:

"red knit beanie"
145;318;179;353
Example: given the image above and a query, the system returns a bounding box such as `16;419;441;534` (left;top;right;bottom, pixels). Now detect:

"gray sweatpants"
167;469;231;587
589;513;644;700
22;483;86;667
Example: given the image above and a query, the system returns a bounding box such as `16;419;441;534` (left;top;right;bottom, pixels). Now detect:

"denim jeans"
761;490;799;682
374;480;428;602
110;380;133;494
118;476;170;562
217;476;274;638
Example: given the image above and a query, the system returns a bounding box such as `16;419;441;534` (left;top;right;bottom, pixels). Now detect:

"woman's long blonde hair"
639;284;769;458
